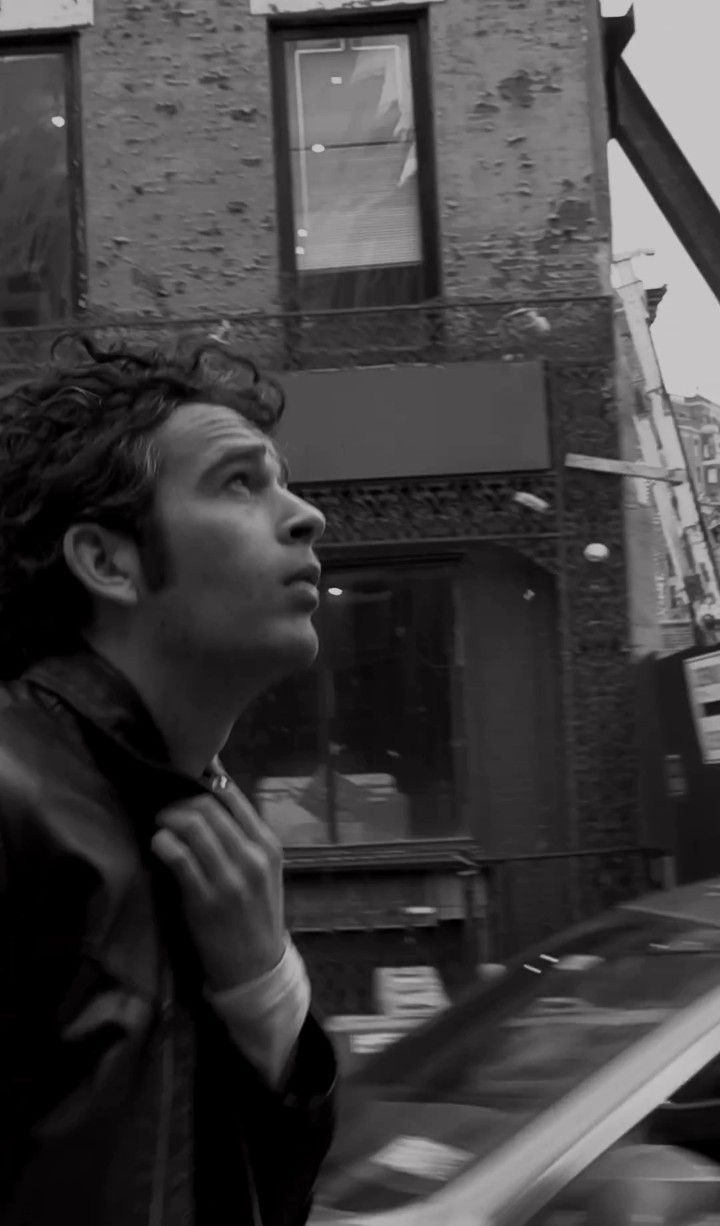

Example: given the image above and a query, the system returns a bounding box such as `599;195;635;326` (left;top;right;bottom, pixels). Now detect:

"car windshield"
317;911;720;1219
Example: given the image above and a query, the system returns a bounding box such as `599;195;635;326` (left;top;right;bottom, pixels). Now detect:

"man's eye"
226;472;251;490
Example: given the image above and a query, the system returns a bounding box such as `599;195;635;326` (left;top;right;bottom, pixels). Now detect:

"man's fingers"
199;796;282;887
151;828;209;898
161;794;249;867
154;783;283;897
156;804;230;883
210;780;282;859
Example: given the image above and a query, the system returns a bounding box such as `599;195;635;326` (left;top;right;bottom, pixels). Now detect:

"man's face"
140;401;325;678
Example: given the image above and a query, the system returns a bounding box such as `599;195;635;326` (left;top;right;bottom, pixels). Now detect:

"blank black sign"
275;360;549;483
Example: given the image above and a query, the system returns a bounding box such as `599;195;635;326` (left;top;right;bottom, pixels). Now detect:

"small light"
295;245;305;256
584;542;610;563
311;143;326;153
513;491;550;514
523;964;542;975
51;115;66;128
523;589;535;602
331;75;343;85
297;228;308;238
328;586;344;597
478;963;507;982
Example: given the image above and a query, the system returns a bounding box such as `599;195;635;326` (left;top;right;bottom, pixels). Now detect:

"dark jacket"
0;649;336;1226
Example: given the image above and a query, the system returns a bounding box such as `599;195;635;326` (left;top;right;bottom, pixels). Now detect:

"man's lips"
285;563;322;587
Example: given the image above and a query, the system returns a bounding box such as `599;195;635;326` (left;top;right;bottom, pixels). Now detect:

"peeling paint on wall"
498;70;535;109
79;0;610;317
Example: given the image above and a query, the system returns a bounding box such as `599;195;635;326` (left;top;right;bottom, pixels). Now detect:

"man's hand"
151;783;285;992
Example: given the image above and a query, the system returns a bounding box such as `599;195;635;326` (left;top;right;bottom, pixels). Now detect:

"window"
270;15;440;309
223;565;459;846
707;466;718;485
224;548;564;855
0;41;83;327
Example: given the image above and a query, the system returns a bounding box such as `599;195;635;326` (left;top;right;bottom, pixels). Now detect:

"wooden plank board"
565;452;684;484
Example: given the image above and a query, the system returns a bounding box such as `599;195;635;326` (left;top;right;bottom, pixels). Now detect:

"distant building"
652;394;720;650
673;394;720;513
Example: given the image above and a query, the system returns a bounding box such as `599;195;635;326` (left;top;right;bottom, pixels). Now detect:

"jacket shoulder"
0;695;105;837
0;688;90;792
0;691;161;1002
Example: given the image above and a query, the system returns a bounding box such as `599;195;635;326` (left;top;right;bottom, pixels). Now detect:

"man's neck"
86;634;261;778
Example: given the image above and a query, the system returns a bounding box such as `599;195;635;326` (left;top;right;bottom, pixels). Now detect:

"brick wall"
79;0;611;318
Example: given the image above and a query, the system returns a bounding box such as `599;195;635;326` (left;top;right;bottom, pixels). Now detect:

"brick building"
0;0;654;1011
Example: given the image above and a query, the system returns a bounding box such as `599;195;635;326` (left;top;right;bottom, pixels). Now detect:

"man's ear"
63;523;142;609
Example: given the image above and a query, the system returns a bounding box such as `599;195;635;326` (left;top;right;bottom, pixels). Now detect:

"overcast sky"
601;0;720;401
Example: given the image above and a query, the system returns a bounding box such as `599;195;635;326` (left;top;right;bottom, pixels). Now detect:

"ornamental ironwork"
0;294;612;378
299;473;561;562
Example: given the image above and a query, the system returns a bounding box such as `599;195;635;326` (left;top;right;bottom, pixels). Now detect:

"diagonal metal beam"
604;14;720;304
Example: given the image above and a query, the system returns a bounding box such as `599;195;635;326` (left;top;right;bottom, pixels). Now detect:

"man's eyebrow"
201;443;290;486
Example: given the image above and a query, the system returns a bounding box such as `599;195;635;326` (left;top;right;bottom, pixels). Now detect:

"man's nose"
286;492;326;545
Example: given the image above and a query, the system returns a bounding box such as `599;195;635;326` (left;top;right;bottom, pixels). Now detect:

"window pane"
325;568;457;843
0;52;73;326
222;668;331;846
285;33;422;272
226;566;459;847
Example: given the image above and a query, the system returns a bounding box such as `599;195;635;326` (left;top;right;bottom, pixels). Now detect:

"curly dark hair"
0;333;286;682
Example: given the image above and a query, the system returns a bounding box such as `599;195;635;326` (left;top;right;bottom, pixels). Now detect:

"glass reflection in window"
224;566;459;846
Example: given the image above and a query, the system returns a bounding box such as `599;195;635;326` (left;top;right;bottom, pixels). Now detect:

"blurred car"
312;878;720;1226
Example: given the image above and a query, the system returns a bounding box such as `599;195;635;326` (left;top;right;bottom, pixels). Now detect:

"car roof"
621;877;720;927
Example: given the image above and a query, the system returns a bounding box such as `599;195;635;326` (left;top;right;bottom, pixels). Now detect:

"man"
0;335;335;1225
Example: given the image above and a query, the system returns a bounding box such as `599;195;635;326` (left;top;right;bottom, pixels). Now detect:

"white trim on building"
0;0;93;33
250;0;443;13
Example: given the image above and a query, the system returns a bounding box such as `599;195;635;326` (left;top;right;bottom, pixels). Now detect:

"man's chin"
270;622;319;673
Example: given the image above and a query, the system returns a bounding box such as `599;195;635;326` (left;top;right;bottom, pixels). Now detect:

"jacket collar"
23;646;174;768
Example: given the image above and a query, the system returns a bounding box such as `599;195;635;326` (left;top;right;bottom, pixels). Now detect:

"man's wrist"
201;936;287;995
206;937;311;1087
207;935;288;999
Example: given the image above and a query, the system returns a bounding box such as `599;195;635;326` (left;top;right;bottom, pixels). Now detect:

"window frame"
230;537;566;868
268;9;441;310
0;32;86;325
